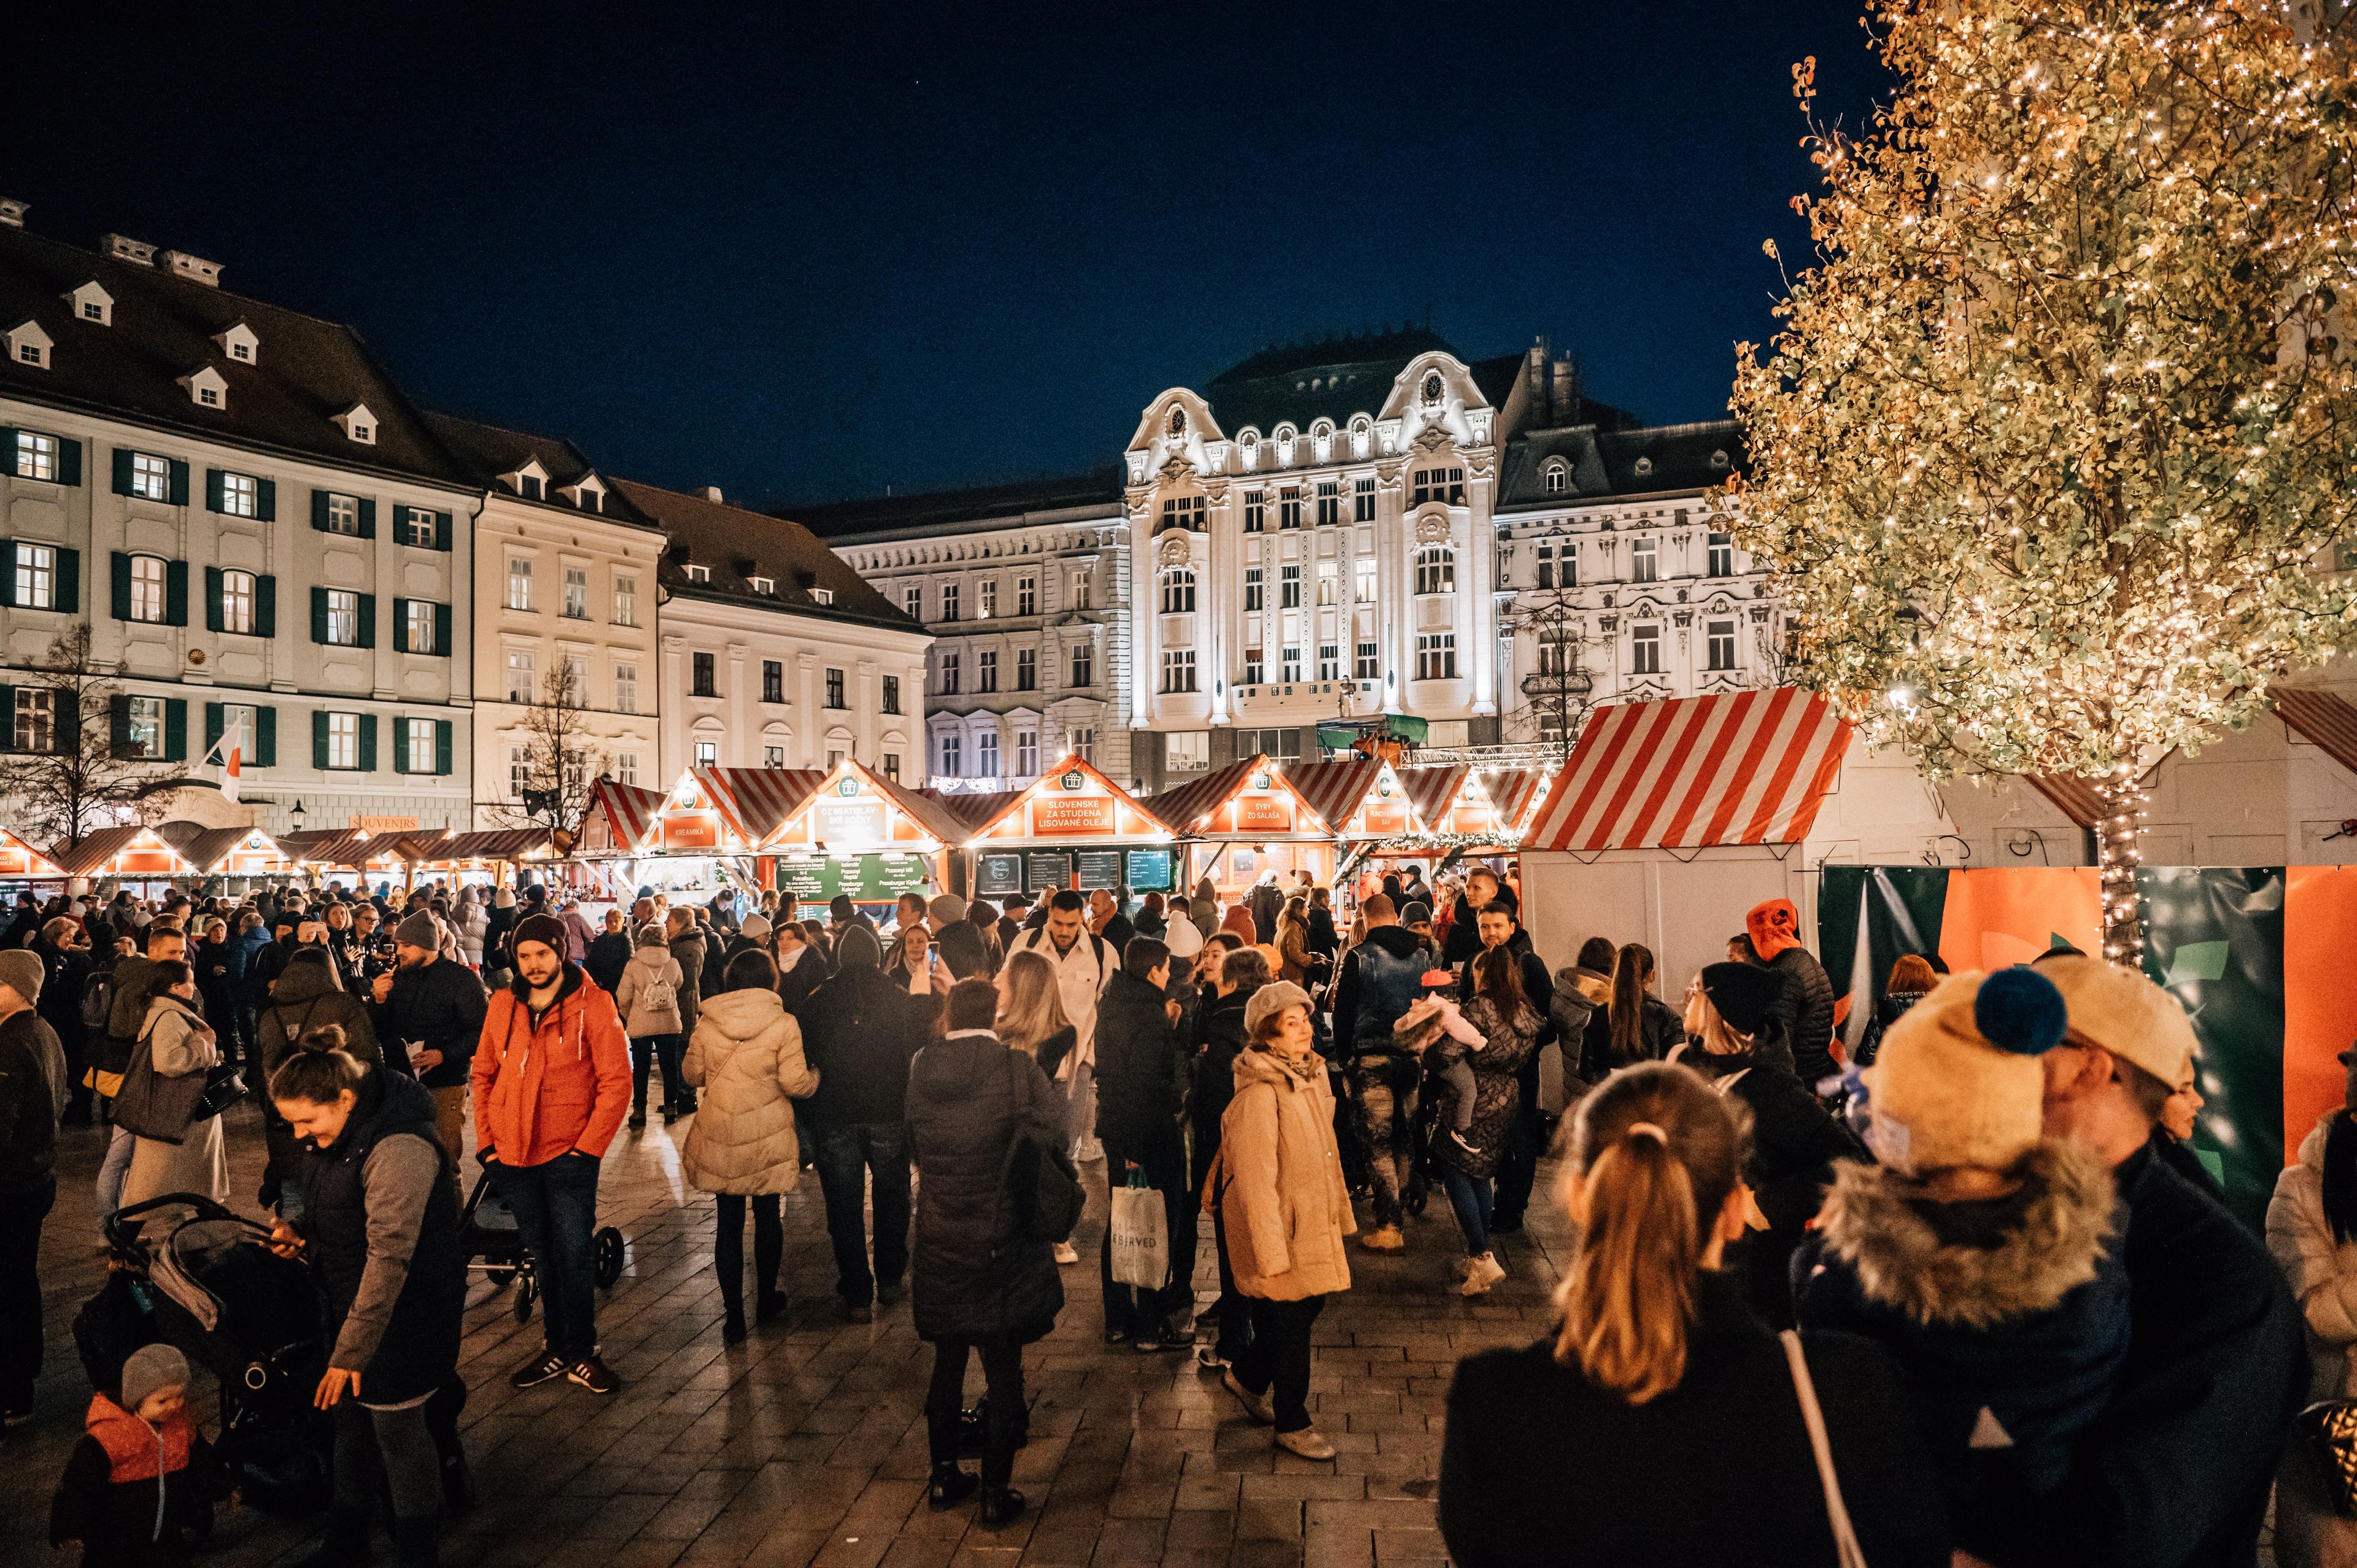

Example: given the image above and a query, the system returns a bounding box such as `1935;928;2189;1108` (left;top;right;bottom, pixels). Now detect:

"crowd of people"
0;860;2342;1566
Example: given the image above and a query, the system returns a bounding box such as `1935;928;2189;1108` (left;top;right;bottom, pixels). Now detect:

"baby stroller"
458;1168;627;1323
75;1193;331;1516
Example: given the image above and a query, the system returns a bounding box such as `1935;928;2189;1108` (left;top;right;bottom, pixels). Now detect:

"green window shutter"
435;512;454;553
433;602;452;659
163;700;186;762
164;561;188;627
204;566;224;633
309;587;328;645
55;548;78;614
111;448;134;495
110;552;131;621
356;595;376;650
206;469;225;512
435;719;452;776
57;438;80;487
0;540;14;608
312;710;329;770
256;479;275;522
52;692;76;756
0;682;12;752
0;430;15;477
392;717;409;774
168;461;189;507
391;597;410;654
357;499;375;539
358;714;377;773
254;574;275;638
204;703;223;755
310;489;328;532
110;695;132;757
255;707;276;768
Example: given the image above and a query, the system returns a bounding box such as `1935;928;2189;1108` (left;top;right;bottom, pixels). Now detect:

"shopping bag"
1108;1170;1169;1291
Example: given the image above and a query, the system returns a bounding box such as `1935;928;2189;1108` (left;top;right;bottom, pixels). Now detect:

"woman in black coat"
1191;944;1266;1368
906;979;1065;1527
1439;1062;1947;1568
266;1026;463;1568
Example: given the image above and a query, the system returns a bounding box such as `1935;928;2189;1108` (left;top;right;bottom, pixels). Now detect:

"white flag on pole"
198;709;244;803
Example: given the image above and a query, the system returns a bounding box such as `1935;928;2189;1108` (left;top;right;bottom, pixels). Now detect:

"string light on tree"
1727;0;2357;965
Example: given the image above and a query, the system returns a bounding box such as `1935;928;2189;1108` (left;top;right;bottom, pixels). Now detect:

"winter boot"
927;1461;978;1512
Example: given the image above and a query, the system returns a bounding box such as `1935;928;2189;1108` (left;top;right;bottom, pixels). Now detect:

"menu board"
1074;849;1124;892
772;853;932;905
975;853;1024;898
1024;851;1073;894
774;859;834;903
1124;848;1175;894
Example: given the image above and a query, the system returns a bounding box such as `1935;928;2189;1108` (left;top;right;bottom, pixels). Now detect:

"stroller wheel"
486;1266;517;1291
594;1228;625;1289
513;1273;536;1324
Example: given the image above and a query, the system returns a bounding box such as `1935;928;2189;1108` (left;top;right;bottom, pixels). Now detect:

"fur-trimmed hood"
1813;1139;2119;1330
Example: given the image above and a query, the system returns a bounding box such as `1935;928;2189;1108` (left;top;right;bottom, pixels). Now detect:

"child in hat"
50;1344;228;1567
1793;967;2130;1531
1395;969;1488;1159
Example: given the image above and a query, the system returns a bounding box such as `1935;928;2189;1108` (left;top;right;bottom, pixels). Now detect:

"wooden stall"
961;755;1182;906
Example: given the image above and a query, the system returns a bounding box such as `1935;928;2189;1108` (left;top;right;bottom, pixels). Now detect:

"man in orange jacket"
472;913;632;1394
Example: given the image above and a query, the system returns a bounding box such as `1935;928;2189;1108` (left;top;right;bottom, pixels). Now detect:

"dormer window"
684;563;710;584
748;575;775;595
214;322;258;365
560;474;607;513
1633;456;1655;479
1542;460;1569;495
508;458;548;501
180;366;228;410
7;319;52;369
812;587;834;606
334;403;377;445
65;282;112;326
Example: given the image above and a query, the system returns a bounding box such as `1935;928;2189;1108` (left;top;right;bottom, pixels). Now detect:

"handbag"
110;1010;211;1145
1109;1167;1171;1291
1000;1051;1084;1244
1780;1329;1870;1568
2299;1399;2357;1517
194;1064;247;1121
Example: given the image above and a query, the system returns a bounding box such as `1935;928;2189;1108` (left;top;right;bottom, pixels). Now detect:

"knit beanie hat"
511;913;569;957
1401;902;1433;925
1866;968;2069;1173
2033;954;2198;1092
120;1343;190;1412
493;887;516;910
1164;916;1203;960
836;924;883;971
395;911;439;950
1746;898;1803;962
929;894;968;929
0;949;42;1005
1244;979;1312;1038
740;914;773;944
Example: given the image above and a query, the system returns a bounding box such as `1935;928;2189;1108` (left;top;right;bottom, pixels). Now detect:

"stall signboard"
1126;848;1175;894
977;853;1024;897
1032;794;1115;836
1234;786;1295;833
775;854;934;905
1075;849;1124;892
1026;851;1074;892
970;755;1178;846
0;828;63;880
767;760;962;854
812;787;888;847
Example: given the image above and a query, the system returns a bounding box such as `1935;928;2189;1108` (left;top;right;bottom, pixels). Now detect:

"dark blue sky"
5;1;1884;511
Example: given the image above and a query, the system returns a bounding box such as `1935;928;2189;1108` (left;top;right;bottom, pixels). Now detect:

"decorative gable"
64;281;113;326
6;319;53;369
180;365;228;409
508;458;548;500
561;473;607;514
214;321;258;365
333;403;378;445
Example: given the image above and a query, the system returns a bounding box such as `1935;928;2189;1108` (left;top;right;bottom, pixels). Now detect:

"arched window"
1422;372;1444;406
1160;567;1196;614
1414;546;1455;595
1167;405;1185;438
1542;461;1568;495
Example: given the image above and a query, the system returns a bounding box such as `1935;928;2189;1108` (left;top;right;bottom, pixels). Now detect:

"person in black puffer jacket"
1855;954;1938;1070
266;1027;463;1568
799;926;923;1319
257;949;382;1219
1093;938;1193;1347
1746;898;1838;1089
906;979;1064;1526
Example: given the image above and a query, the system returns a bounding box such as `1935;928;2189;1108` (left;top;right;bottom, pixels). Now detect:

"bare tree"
1501;592;1593;759
0;627;172;849
498;663;606;846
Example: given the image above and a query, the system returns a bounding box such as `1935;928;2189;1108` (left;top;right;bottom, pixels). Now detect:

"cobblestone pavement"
3;1100;1569;1568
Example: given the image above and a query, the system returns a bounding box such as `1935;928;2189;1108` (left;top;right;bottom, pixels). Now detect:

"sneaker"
1221;1368;1275;1426
1460;1253;1506;1296
1275;1426;1338;1461
508;1351;567;1389
1444;1129;1484;1161
1358;1225;1404;1253
567;1356;620;1394
1053;1242;1079;1265
1104;1327;1130;1346
1195;1344;1231;1371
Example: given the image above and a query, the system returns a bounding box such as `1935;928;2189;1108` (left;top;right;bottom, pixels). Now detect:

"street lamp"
288;798;306;831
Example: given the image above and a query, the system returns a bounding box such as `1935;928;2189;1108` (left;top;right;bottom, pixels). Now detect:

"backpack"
79;969;113;1032
638;969;677;1018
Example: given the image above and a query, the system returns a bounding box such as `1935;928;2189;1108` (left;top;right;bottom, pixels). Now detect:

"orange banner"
1936;867;2102;975
2285;868;2357;1161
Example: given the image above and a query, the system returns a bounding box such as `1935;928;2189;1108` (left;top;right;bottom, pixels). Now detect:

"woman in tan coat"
119;962;228;1208
1208;979;1353;1459
1275;897;1315;988
682;950;819;1341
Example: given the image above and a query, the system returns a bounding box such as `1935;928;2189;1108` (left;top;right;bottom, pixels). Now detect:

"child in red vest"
50;1345;227;1567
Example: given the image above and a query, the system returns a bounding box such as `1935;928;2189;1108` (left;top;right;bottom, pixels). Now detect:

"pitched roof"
0;223;471;488
783;467;1128;541
1199;328;1458;435
47;825;197;879
1495;419;1745;512
610;477;920;635
420;412;659;529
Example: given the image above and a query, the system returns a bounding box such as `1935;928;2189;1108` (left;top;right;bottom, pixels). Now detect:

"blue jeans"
1442;1164;1493;1258
811;1122;910;1306
94;1124;135;1219
493;1153;602;1360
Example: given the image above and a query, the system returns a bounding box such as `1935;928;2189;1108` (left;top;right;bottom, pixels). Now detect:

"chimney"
0;200;25;230
101;234;157;266
700;485;723;503
1552;356;1582;425
158;250;223;288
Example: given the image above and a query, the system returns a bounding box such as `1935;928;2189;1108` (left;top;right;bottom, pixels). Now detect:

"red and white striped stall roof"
2275;687;2357;779
1399;767;1467;831
1283;760;1384;835
585;779;668;852
1525;689;1855;853
1485;768;1547;830
699;767;830;846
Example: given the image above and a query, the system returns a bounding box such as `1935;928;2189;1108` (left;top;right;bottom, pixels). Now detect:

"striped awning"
585;779;667;852
2275;687;2357;778
1399;766;1467;831
1283;760;1382;835
698;767;830;846
863;767;980;846
1485;769;1546;829
2026;776;2105;829
1526;688;1855;852
923;787;1014;835
1147;757;1268;835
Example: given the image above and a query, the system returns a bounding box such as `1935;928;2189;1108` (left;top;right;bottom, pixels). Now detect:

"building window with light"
1632;624;1663;674
325;711;359;770
1354;477;1375;522
1417;633;1457;681
978;650;998;693
1243;492;1266;533
506;557;533;611
1161;649;1196;693
129;452;171;501
1707;619;1737;671
616;752;639;786
1016;574;1036;615
1069;570;1091;609
322;590;361;646
1317;563;1336;606
563;566;589;619
764;745;785;768
1708;531;1735;577
695;740;718;766
14;689;55;752
1355;559;1376;603
1161;568;1196;614
403;598;434;653
1415;546;1455;595
1632;536;1660;584
128;554;168;623
881;752;900;781
1016;648;1036;690
14;542;56;609
978;578;997;619
615;663;638;713
505;649;535;703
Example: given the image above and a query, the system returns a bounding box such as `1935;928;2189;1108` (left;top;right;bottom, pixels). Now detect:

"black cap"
1700;961;1784;1038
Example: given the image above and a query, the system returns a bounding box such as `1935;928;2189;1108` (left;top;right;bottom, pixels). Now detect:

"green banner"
774;853;931;906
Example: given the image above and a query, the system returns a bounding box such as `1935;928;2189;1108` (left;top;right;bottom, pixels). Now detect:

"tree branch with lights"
1729;0;2357;964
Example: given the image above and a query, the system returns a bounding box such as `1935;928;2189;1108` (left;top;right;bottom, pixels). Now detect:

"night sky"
5;1;1886;512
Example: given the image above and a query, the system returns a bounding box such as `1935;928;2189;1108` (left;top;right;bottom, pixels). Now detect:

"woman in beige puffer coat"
617;924;688;1127
2269;1104;2357;1568
683;951;819;1338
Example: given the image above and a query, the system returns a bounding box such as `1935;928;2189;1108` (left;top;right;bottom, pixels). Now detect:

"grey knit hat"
740;914;773;944
119;1343;190;1412
1243;981;1312;1039
836;924;883;971
395;910;440;950
0;949;42;1005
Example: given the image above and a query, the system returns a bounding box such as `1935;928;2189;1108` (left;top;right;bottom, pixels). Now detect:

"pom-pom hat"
1867;967;2069;1173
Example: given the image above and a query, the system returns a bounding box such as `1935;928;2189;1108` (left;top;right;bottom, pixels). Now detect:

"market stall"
0;827;66;898
1147;754;1338;897
580;767;830;902
159;823;299;892
962;754;1182;906
762;758;972;922
48;824;199;896
271;827;415;890
398;827;559;891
